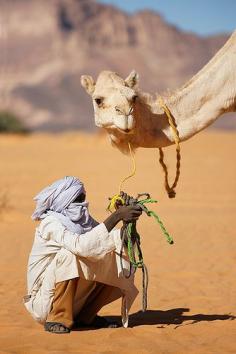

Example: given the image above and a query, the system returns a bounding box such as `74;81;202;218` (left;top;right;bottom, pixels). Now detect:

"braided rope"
138;198;174;244
158;97;181;198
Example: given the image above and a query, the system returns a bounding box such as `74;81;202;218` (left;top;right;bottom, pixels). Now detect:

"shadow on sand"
107;308;236;329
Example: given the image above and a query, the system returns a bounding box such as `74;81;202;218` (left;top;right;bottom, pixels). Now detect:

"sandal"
44;322;70;334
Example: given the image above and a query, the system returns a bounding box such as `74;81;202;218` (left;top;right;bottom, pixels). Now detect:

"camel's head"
81;70;139;134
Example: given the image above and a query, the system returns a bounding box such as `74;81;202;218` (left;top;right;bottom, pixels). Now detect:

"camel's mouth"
105;124;134;135
116;127;133;135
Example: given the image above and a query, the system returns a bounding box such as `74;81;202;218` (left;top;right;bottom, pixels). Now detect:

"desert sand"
0;131;235;354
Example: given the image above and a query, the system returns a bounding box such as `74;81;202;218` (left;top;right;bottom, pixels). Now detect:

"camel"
81;30;236;155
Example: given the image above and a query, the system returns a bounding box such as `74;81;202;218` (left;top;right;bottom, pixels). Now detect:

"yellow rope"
118;142;136;193
158;97;180;149
107;142;136;212
158;97;181;198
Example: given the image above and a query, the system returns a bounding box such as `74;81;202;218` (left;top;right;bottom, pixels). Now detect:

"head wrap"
32;176;95;234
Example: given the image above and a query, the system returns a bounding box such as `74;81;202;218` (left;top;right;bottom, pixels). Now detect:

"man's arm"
38;205;142;260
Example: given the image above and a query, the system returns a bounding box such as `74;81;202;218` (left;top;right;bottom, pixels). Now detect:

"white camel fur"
81;30;236;154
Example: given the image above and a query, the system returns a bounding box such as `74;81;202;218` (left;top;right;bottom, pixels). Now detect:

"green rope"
117;194;173;312
138;198;174;245
122;221;148;311
125;197;173;270
126;222;143;268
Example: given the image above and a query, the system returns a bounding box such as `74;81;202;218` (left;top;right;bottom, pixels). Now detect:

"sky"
98;0;236;36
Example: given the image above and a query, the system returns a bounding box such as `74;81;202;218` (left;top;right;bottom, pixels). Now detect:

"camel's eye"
94;97;103;107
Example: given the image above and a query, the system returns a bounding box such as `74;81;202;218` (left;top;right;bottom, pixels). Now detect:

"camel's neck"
108;32;236;152
164;32;236;143
131;32;236;149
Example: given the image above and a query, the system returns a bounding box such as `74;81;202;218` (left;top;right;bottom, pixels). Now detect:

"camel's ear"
125;70;139;88
81;75;95;95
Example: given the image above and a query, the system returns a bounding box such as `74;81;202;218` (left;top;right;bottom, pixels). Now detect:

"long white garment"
24;215;138;327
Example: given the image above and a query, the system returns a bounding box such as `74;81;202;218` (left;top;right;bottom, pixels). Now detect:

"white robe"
24;215;138;327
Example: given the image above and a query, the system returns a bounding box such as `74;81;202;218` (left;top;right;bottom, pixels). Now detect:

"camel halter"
158;96;181;198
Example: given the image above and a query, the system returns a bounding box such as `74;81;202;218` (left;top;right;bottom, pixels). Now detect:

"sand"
0;131;235;354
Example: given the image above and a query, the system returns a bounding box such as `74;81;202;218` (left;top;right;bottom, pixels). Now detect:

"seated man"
24;176;142;333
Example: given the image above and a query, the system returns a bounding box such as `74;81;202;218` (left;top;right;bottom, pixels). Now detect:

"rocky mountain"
0;0;234;131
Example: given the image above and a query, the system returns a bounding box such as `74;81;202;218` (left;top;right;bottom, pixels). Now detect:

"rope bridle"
158;97;181;198
120;95;181;198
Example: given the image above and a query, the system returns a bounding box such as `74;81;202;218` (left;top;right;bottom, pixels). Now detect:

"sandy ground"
0;131;235;354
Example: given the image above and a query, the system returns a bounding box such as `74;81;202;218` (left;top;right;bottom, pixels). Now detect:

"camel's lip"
116;127;133;134
105;124;134;134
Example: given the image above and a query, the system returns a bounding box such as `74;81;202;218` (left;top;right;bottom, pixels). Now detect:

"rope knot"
168;190;176;198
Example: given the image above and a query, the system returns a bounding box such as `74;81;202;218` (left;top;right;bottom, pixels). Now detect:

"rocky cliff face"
0;0;232;131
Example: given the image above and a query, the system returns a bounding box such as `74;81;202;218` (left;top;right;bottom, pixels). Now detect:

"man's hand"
120;191;137;206
104;192;142;232
115;191;137;209
115;205;142;223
